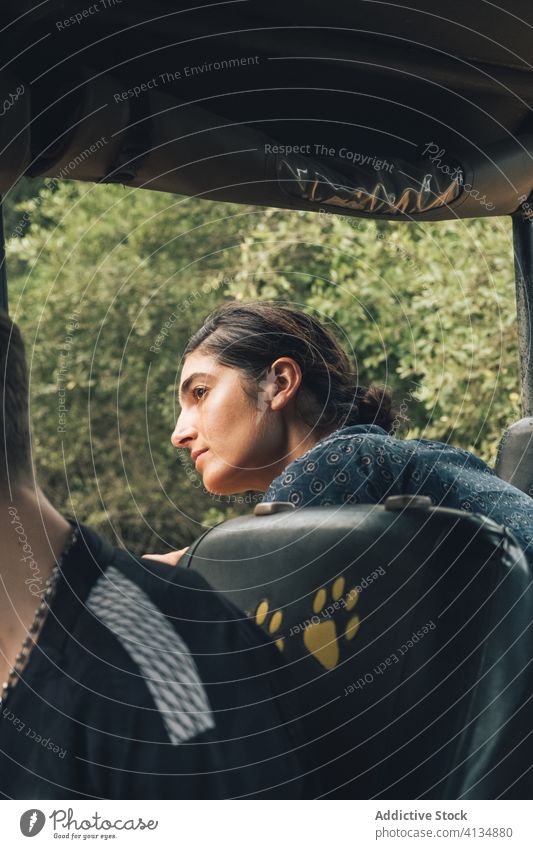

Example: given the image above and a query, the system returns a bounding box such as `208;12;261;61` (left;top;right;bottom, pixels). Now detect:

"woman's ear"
268;358;303;411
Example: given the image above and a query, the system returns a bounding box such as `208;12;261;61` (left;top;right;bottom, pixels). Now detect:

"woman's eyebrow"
179;372;209;401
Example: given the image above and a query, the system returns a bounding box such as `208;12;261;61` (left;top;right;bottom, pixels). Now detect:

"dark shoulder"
105;546;274;655
108;546;237;621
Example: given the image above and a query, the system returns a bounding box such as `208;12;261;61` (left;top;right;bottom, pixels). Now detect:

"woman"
148;300;533;567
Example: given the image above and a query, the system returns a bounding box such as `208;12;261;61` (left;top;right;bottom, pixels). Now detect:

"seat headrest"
495;417;533;497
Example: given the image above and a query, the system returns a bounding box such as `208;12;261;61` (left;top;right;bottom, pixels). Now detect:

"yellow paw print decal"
252;576;360;669
255;599;285;652
304;577;360;670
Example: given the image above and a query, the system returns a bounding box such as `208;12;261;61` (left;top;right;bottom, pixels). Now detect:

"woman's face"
171;350;286;495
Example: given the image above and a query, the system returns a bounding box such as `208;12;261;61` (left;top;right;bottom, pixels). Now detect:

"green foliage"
227;208;518;458
5;178;520;554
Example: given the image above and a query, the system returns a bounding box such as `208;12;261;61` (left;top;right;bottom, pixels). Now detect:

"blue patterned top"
263;425;533;567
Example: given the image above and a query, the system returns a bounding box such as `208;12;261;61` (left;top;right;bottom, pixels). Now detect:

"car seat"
184;497;532;799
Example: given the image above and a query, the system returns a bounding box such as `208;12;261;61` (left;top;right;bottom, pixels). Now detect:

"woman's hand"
142;547;189;566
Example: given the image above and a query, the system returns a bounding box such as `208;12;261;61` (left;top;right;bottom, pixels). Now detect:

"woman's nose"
171;416;197;448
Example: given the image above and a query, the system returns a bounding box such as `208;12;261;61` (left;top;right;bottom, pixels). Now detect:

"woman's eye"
192;386;208;401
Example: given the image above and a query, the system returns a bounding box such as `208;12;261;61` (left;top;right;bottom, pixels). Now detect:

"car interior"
0;0;532;798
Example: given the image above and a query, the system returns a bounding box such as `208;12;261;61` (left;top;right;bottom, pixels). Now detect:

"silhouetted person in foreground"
0;311;302;799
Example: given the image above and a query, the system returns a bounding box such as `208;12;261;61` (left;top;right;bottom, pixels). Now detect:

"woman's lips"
193;449;208;467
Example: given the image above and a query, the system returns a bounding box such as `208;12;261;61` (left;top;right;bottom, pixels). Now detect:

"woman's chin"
202;472;246;497
200;473;230;496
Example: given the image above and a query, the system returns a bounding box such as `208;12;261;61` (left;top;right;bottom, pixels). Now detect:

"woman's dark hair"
184;301;405;435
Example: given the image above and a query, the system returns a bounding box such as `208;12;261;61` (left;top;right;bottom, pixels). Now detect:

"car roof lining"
2;1;533;223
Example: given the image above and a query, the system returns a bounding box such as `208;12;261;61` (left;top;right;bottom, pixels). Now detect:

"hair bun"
343;384;405;434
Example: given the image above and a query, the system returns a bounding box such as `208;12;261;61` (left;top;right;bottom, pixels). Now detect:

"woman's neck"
287;424;332;466
259;420;336;492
